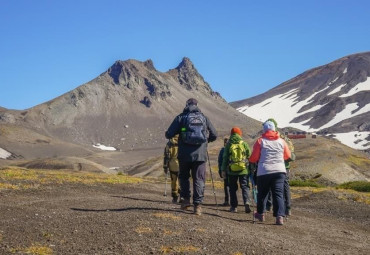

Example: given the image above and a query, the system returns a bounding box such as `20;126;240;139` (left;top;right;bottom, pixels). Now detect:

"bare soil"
0;179;369;255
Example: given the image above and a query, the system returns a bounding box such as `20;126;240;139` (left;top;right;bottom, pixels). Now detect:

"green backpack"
229;140;247;171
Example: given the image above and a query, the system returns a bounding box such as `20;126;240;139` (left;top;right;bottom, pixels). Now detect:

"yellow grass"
163;229;181;235
291;186;370;204
153;213;181;220
347;155;370;168
160;245;200;254
195;228;206;233
0;167;143;190
206;180;224;189
24;244;53;255
10;244;53;255
134;226;152;234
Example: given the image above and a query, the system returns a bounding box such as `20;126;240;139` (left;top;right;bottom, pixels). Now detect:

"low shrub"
289;179;324;188
337;181;370;192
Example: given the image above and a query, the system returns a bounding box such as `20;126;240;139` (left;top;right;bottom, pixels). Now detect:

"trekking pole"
250;172;258;224
164;170;169;197
206;150;218;206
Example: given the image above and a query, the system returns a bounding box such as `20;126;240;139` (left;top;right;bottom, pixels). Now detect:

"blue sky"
0;0;369;110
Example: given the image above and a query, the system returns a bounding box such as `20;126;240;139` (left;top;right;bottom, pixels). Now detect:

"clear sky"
1;0;369;110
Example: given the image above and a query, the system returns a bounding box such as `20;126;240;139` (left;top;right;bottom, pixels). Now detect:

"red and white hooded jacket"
249;130;292;177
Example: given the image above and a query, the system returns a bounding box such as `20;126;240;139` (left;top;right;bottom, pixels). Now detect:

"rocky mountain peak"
176;57;195;71
167;57;212;92
143;59;155;70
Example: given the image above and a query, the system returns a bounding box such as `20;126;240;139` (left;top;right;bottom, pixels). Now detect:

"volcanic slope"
231;52;370;152
0;58;260;168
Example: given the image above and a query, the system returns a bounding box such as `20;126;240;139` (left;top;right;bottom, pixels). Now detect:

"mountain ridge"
231;52;370;152
0;57;261;157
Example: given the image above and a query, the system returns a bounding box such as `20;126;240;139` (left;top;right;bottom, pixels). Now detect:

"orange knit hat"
230;127;242;136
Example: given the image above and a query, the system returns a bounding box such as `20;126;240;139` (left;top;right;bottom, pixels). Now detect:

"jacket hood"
229;133;242;144
262;130;280;140
183;105;200;113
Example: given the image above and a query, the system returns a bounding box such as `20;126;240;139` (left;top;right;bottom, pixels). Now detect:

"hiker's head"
186;98;198;107
267;118;278;129
230;127;242;136
263;120;276;132
223;137;229;146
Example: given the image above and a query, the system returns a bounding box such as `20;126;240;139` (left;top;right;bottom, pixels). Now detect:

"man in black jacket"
165;98;217;215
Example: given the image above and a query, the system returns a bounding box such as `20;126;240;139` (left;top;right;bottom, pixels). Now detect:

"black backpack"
181;112;207;145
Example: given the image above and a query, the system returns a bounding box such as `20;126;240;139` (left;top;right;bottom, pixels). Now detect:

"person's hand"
164;167;169;174
221;171;226;179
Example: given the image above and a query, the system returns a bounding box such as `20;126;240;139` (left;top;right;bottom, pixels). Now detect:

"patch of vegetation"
347;155;370;168
134;226;152;234
0;167;143;191
206;180;223;189
289;179;324;188
153;213;180;220
163;229;181;235
10;244;53;255
160;245;199;254
337;181;370;192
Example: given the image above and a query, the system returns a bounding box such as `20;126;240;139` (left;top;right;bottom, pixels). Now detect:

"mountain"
0;57;261;160
231;52;370;152
1;56;369;185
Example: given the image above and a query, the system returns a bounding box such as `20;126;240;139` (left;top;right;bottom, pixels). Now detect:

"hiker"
221;127;252;213
165;98;217;215
218;138;230;206
249;120;292;225
163;134;182;204
265;118;296;216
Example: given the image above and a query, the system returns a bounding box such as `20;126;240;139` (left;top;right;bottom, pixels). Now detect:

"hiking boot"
254;212;265;222
276;216;284;225
221;201;230;206
194;204;202;216
245;204;251;213
229;207;238;213
180;198;192;210
286;208;291;216
172;196;179;204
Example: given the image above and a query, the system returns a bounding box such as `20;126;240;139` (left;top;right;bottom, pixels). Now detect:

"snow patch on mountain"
332;131;370;150
237;84;370;137
0;147;11;159
320;103;370;130
339;78;370;97
329;77;339;85
237;88;329;131
328;83;346;95
93;143;117;151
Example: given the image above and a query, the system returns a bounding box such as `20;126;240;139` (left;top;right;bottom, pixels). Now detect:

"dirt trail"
0;181;369;254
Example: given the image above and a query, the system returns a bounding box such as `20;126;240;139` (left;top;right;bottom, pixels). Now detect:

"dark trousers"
224;174;230;203
228;174;250;208
257;173;286;217
179;161;206;205
266;169;291;211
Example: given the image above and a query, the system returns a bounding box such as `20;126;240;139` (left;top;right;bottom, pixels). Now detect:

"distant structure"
284;131;317;139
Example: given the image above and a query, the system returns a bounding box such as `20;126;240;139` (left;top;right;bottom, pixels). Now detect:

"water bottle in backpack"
181;112;207;145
